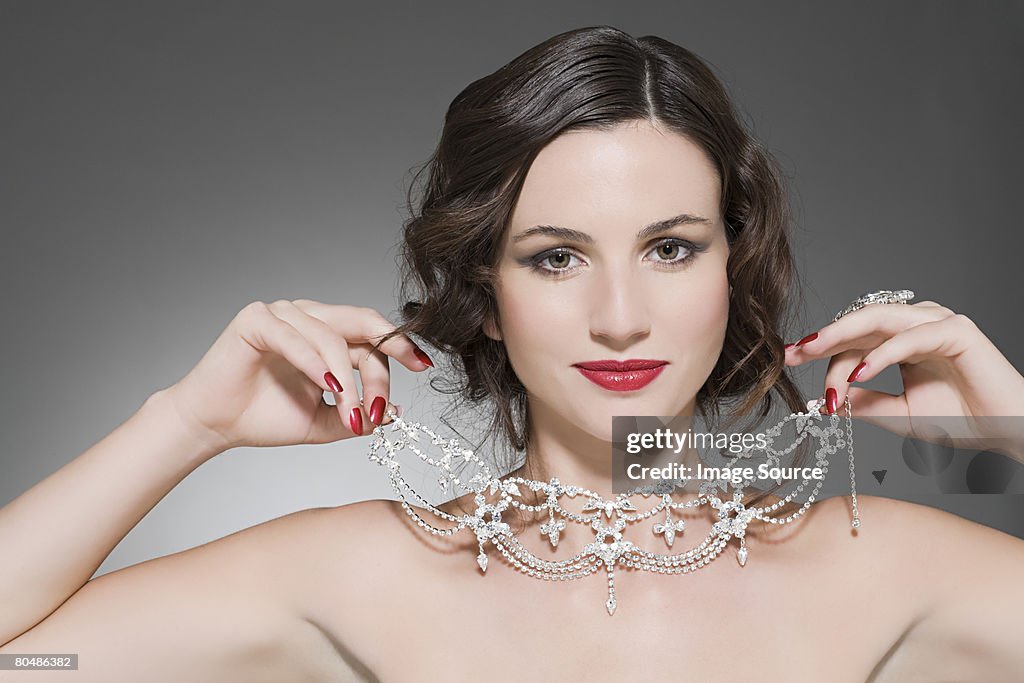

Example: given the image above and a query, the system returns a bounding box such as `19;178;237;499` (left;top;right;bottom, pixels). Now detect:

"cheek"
498;284;567;350
669;273;730;335
492;278;584;393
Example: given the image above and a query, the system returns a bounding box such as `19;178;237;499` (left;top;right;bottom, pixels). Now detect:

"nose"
587;266;652;346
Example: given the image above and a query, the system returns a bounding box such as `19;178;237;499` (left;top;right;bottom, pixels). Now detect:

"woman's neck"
520;399;703;501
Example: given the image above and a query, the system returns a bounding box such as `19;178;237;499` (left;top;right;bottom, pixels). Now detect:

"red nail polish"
796;331;819;346
847;361;867;383
784;343;795;350
414;347;434;367
825;387;838;415
324;371;343;393
368;396;386;425
349;407;363;435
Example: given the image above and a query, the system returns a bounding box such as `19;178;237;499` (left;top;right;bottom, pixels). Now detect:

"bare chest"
354;553;911;682
299;497;1011;681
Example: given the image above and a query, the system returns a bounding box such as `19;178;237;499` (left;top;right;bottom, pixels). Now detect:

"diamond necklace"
367;395;859;616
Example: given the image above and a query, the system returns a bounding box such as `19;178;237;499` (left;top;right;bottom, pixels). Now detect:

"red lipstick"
572;359;668;392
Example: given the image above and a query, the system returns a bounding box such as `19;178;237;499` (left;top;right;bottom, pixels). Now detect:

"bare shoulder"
290;498;467;679
0;503;405;682
804;492;1024;548
302;498;452;571
300;497;474;597
835;492;1024;561
811;494;1024;678
805;492;1024;570
288;498;412;603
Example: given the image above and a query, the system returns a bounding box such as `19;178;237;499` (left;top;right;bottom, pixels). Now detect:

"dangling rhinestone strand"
606;566;617;616
367;396;859;616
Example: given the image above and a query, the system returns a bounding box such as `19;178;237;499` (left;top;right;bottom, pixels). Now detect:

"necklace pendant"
476;537;489;573
606;595;617;616
540;517;566;548
737;544;748;567
653;509;686;548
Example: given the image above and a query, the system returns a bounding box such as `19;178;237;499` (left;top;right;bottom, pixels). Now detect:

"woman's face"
486;119;731;442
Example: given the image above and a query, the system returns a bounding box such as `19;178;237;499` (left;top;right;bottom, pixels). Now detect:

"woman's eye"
527;239;703;278
648;241;693;263
533;250;580;273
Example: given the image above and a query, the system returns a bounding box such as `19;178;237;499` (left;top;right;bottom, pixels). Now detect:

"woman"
1;25;1022;682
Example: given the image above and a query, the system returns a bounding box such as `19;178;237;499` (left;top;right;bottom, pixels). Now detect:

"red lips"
573;359;668;391
573;359;667;371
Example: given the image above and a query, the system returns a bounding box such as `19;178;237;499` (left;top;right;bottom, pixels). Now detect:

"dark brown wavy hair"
375;25;809;526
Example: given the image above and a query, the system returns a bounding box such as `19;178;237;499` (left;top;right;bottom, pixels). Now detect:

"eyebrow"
510;213;713;245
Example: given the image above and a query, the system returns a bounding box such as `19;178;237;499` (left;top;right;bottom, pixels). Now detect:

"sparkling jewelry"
833;289;915;322
364;288;915;615
367;394;859;616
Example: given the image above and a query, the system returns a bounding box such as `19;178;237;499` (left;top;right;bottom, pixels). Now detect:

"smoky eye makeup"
518;237;709;278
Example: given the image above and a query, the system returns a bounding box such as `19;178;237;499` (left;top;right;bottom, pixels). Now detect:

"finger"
784;301;954;366
353;343;392;427
328;394;401;425
305;395;402;444
369;400;402;425
821;348;865;414
267;300;367;437
844;315;970;386
293;301;409;431
293;300;434;373
237;302;343;395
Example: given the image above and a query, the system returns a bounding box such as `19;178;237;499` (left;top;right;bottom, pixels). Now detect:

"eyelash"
526;239;706;278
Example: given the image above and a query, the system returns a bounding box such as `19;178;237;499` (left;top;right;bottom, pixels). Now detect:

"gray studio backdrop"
1;1;1021;577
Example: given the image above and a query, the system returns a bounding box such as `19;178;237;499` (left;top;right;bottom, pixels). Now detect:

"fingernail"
784;343;795;350
796;331;819;347
825;387;838;415
414;347;434;367
368;396;386;425
324;371;343;393
847;361;867;383
349;407;363;435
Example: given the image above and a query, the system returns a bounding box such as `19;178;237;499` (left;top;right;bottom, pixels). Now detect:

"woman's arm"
0;505;351;682
0;299;421;675
0;388;223;646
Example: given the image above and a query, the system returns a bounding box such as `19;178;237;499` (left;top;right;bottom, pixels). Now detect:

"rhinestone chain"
366;394;860;615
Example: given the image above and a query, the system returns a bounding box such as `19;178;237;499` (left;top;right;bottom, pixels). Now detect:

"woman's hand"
157;300;433;455
784;301;1024;460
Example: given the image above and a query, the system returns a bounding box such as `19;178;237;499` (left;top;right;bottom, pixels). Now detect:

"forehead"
511;121;722;229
